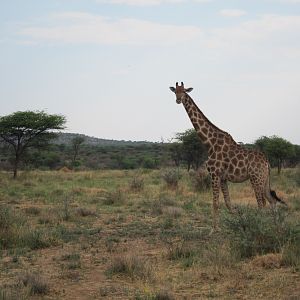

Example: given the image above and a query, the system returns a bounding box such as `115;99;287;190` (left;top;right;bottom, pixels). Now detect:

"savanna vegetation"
0;111;300;299
1;130;299;175
0;168;299;299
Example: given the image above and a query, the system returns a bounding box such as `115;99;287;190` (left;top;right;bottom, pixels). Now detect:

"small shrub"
199;240;236;271
294;167;300;187
24;207;41;215
167;241;197;261
0;206;16;249
106;254;152;280
38;215;52;225
0;284;29;300
61;252;81;261
161;169;181;189
154;290;175;300
62;197;71;221
282;225;300;270
76;207;96;217
189;168;211;192
0;205;58;251
61;252;81;269
130;175;144;192
22;229;57;250
0;206;25;249
19;272;49;295
221;206;291;258
251;253;282;269
135;290;175;300
161;216;177;229
105;236;120;253
161;206;183;218
150;193;178;216
103;188;126;206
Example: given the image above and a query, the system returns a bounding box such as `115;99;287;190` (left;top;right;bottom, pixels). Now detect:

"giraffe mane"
186;93;234;138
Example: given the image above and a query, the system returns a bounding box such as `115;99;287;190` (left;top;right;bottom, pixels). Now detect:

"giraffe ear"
169;87;176;92
185;87;193;93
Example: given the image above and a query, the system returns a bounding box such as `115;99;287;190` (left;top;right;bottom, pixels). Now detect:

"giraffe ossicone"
169;82;286;229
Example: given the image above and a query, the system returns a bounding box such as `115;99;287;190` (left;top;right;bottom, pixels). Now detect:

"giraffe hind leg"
250;177;265;208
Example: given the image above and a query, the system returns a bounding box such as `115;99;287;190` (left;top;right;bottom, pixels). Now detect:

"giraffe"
170;82;286;228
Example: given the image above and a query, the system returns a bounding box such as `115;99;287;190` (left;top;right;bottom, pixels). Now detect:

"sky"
0;0;300;144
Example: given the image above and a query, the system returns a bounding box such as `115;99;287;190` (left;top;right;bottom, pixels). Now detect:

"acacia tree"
71;136;85;166
168;142;182;167
255;135;295;174
0;111;66;178
176;129;207;171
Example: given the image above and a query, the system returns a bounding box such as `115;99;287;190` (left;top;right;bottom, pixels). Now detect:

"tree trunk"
277;159;282;174
13;155;19;179
13;145;22;179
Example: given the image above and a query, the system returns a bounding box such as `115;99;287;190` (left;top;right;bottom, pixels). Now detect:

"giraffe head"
169;82;193;104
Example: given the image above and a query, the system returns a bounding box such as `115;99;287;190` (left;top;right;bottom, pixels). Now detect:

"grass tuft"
103;188;126;206
106;253;153;280
130;174;144;192
19;272;50;295
76;207;96;217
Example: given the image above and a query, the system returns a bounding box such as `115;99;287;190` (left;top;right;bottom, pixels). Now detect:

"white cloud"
96;0;212;5
95;0;184;5
219;9;247;17
18;12;300;58
270;0;300;2
209;14;300;50
18;12;203;46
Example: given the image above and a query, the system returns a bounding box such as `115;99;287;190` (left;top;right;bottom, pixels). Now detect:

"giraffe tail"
270;189;287;206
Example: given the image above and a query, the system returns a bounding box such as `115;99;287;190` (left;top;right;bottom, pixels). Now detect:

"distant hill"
54;132;153;147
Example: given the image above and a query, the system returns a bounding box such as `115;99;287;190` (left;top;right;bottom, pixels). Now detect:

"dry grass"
19;272;50;295
0;169;299;299
251;253;282;269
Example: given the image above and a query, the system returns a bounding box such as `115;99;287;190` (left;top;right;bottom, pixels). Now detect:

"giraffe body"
170;82;285;228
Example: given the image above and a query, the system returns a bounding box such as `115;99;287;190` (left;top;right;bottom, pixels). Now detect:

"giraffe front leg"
220;180;232;212
211;176;221;230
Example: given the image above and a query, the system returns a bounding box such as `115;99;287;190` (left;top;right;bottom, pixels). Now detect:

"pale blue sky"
1;0;300;143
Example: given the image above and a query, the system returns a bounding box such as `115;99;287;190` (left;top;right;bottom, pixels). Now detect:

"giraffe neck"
182;94;227;149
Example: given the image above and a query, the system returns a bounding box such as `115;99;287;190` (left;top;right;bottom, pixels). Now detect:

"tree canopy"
0;111;66;178
176;129;207;171
255;135;295;174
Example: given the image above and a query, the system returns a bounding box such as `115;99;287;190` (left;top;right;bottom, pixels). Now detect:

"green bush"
282;224;300;270
221;206;291;258
21;229;54;250
0;205;58;251
142;156;158;169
